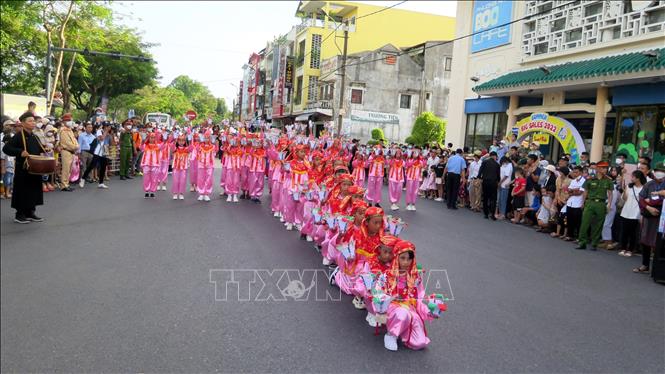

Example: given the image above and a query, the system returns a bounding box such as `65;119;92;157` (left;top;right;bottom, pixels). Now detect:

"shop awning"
294;109;333;121
474;48;665;94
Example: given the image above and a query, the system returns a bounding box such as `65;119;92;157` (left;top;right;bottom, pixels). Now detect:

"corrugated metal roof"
473;48;665;92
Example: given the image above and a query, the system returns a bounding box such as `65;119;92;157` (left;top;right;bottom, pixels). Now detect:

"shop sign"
532;134;550;145
320;57;337;79
350;110;399;124
471;1;513;53
514;113;586;163
284;57;294;88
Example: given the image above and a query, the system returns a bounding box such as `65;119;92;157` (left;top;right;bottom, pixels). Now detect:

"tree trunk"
61;52;76;112
46;0;75;115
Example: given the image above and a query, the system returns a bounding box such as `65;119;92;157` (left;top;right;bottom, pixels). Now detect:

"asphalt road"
2;170;664;373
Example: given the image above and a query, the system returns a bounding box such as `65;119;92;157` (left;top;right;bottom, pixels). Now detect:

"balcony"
296;18;325;34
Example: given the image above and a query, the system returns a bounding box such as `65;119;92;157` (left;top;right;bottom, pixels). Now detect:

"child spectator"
510;167;526;224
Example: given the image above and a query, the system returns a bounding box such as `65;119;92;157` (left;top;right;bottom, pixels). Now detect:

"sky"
112;1;457;107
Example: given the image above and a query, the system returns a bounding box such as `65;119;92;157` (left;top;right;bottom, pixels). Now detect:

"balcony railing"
297;18;325;34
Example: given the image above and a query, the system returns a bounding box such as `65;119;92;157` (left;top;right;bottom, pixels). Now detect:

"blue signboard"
471;1;513;53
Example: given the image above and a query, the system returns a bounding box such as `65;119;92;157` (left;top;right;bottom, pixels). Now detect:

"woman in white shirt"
617;170;646;257
497;156;513;219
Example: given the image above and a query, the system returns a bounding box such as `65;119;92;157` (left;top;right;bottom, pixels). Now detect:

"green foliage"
132;86;192;118
0;0;157;116
371;128;385;141
0;0;46;95
404;136;416;145
169;75;217;117
408;112;446;146
69;24;158;115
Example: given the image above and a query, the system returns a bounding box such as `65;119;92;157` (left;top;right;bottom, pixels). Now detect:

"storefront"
467;48;665;167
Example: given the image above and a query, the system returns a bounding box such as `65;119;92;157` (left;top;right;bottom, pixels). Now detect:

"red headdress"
350;200;369;215
385;239;418;300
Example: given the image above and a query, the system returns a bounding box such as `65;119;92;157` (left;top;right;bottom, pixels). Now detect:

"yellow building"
292;1;455;117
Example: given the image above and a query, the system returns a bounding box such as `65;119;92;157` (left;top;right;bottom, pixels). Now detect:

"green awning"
474;48;665;92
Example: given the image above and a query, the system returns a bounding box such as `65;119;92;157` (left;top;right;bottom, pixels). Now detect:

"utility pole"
336;20;349;137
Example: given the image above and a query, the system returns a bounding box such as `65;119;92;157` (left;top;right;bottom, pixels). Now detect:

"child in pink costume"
195;131;218;202
247;139;267;202
189;135;199;192
366;146;386;205
170;135;192;200
157;132;173;191
352;153;366;187
377;240;435;351
140;133;163;198
223;137;243;203
387;149;405;210
405;148;426;211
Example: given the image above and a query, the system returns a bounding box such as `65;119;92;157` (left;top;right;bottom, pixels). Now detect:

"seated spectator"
521;185;542;226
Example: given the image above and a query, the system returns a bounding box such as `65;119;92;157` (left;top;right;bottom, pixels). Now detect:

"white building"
447;0;665;165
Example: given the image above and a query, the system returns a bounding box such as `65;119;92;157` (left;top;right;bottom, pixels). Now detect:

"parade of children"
109;118;448;352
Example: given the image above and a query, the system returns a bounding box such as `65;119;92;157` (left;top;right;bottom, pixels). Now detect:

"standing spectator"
510;168;526;223
578;152;590;168
618;170;646;257
497;156;513;220
119;120;135;180
467;151;482;212
78;123;95;187
1;120;16;199
563;166;586;241
478;151;500;220
2;112;46;223
633;163;665;274
133;125;146;176
81;124;113;189
57;114;78;191
542;164;558;194
524;154;541;206
551;167;571;238
576;161;614;250
434;156;446;202
444;148;466;210
599;167;622;249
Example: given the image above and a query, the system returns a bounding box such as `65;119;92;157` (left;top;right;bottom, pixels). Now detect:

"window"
350;89;363;104
295;76;303;105
307;76;318;102
444;57;452;71
464;113;508;151
310;34;322;69
426;92;431;100
399;94;411;109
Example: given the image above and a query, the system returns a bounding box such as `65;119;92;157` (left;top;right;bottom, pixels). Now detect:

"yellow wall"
293;1;455;113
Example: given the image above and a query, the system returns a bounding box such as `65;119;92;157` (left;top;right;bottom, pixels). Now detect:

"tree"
168;75;217;117
68;24;158;116
407;112;446;146
371;128;385;142
132;86;191;118
41;0;76;114
215;98;228;117
0;0;46;95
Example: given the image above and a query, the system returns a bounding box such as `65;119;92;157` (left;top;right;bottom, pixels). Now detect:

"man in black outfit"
2;112;46;223
478;151;500;220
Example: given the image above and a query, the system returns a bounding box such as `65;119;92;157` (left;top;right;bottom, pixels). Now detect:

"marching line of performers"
138;129;449;351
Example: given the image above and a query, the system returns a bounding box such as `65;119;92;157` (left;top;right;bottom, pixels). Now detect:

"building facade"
292;1;456;125
447;0;665;166
316;41;453;142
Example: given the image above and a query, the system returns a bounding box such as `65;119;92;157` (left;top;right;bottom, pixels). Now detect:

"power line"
356;0;408;19
316;0;579;85
300;0;408;77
